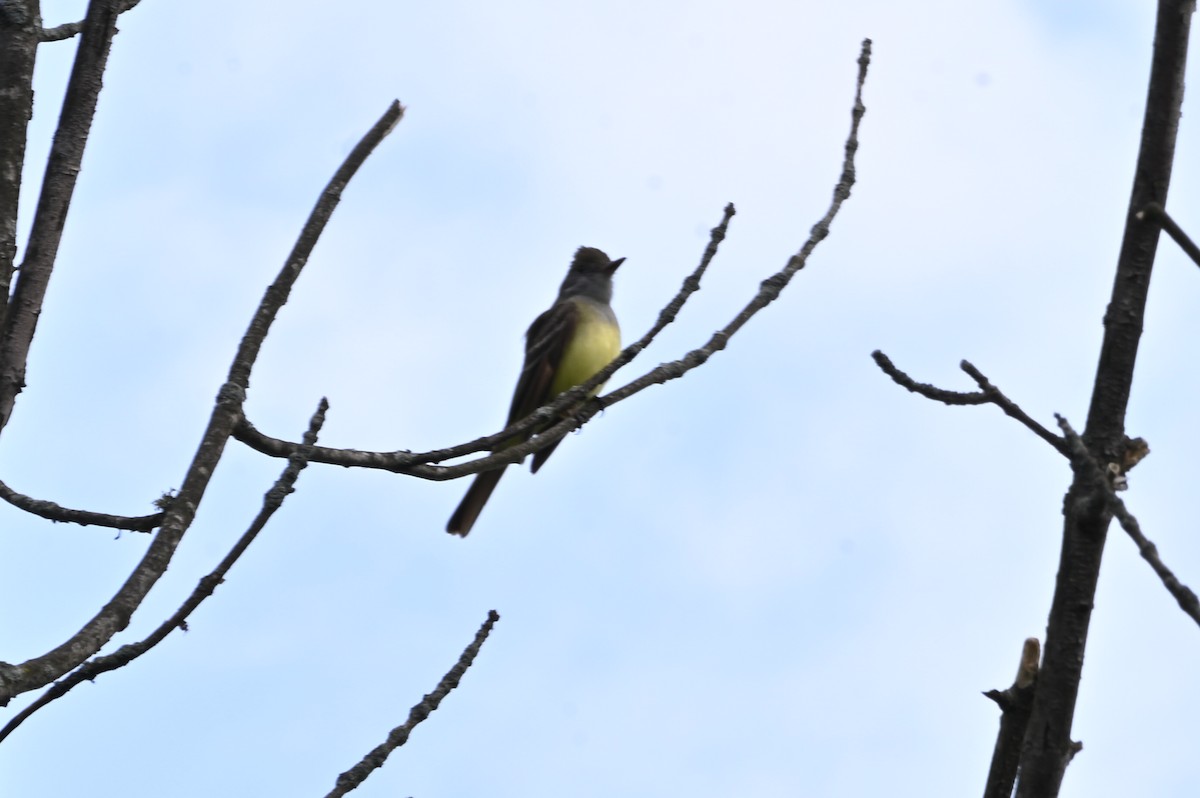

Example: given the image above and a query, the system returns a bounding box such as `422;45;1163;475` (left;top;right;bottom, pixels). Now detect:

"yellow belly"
550;296;621;397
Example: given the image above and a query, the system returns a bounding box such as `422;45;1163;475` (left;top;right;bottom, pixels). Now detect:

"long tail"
446;468;506;536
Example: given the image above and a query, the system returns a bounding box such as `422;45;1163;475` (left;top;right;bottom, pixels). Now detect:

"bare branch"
959;361;1070;457
579;200;737;409
38;0;141;42
0;0;40;337
871;351;1070;457
228;100;404;389
872;350;989;405
325;610;501;798
1137;202;1200;268
0;0;122;434
982;638;1040;798
0;399;329;745
0;477;162;531
456;36;871;467
605;36;873;387
233;200;739;476
235;38;874;483
0;101;405;705
1055;415;1200;628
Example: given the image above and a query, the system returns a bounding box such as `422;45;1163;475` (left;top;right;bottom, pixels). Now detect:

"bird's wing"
506;298;578;427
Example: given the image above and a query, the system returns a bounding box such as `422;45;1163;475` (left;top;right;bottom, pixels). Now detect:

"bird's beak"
607;257;625;274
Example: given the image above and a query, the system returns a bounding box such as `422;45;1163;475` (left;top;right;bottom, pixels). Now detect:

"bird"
446;246;623;536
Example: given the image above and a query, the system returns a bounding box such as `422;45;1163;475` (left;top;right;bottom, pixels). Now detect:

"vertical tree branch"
0;0;42;361
0;0;121;434
1016;2;1194;795
983;638;1040;798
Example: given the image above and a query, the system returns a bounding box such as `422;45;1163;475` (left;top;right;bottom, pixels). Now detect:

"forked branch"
872;351;1069;457
1056;415;1200;628
982;638;1041;798
1137;202;1200;268
38;0;142;42
235;39;874;486
0;399;329;744
0;101;405;704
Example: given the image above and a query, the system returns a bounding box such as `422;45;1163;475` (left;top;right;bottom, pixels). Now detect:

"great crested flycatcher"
446;246;623;536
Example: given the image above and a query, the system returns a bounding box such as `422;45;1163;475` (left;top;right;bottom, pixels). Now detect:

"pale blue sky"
4;1;1199;796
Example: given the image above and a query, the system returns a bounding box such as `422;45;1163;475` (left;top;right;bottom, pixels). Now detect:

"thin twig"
872;350;988;405
871;351;1069;457
234;38;874;481
1055;415;1200;627
38;0;142;42
603;37;873;404
1138;202;1200;268
574;200;737;409
228;101;405;389
0;477;162;531
0;101;404;704
325;610;501;798
0;400;329;745
960;361;1070;457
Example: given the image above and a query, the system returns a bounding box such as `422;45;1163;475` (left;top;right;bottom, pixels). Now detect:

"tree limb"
871;351;1069;457
38;0;141;42
982;638;1040;798
0;477;162;531
1056;415;1200;627
0;0;41;340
